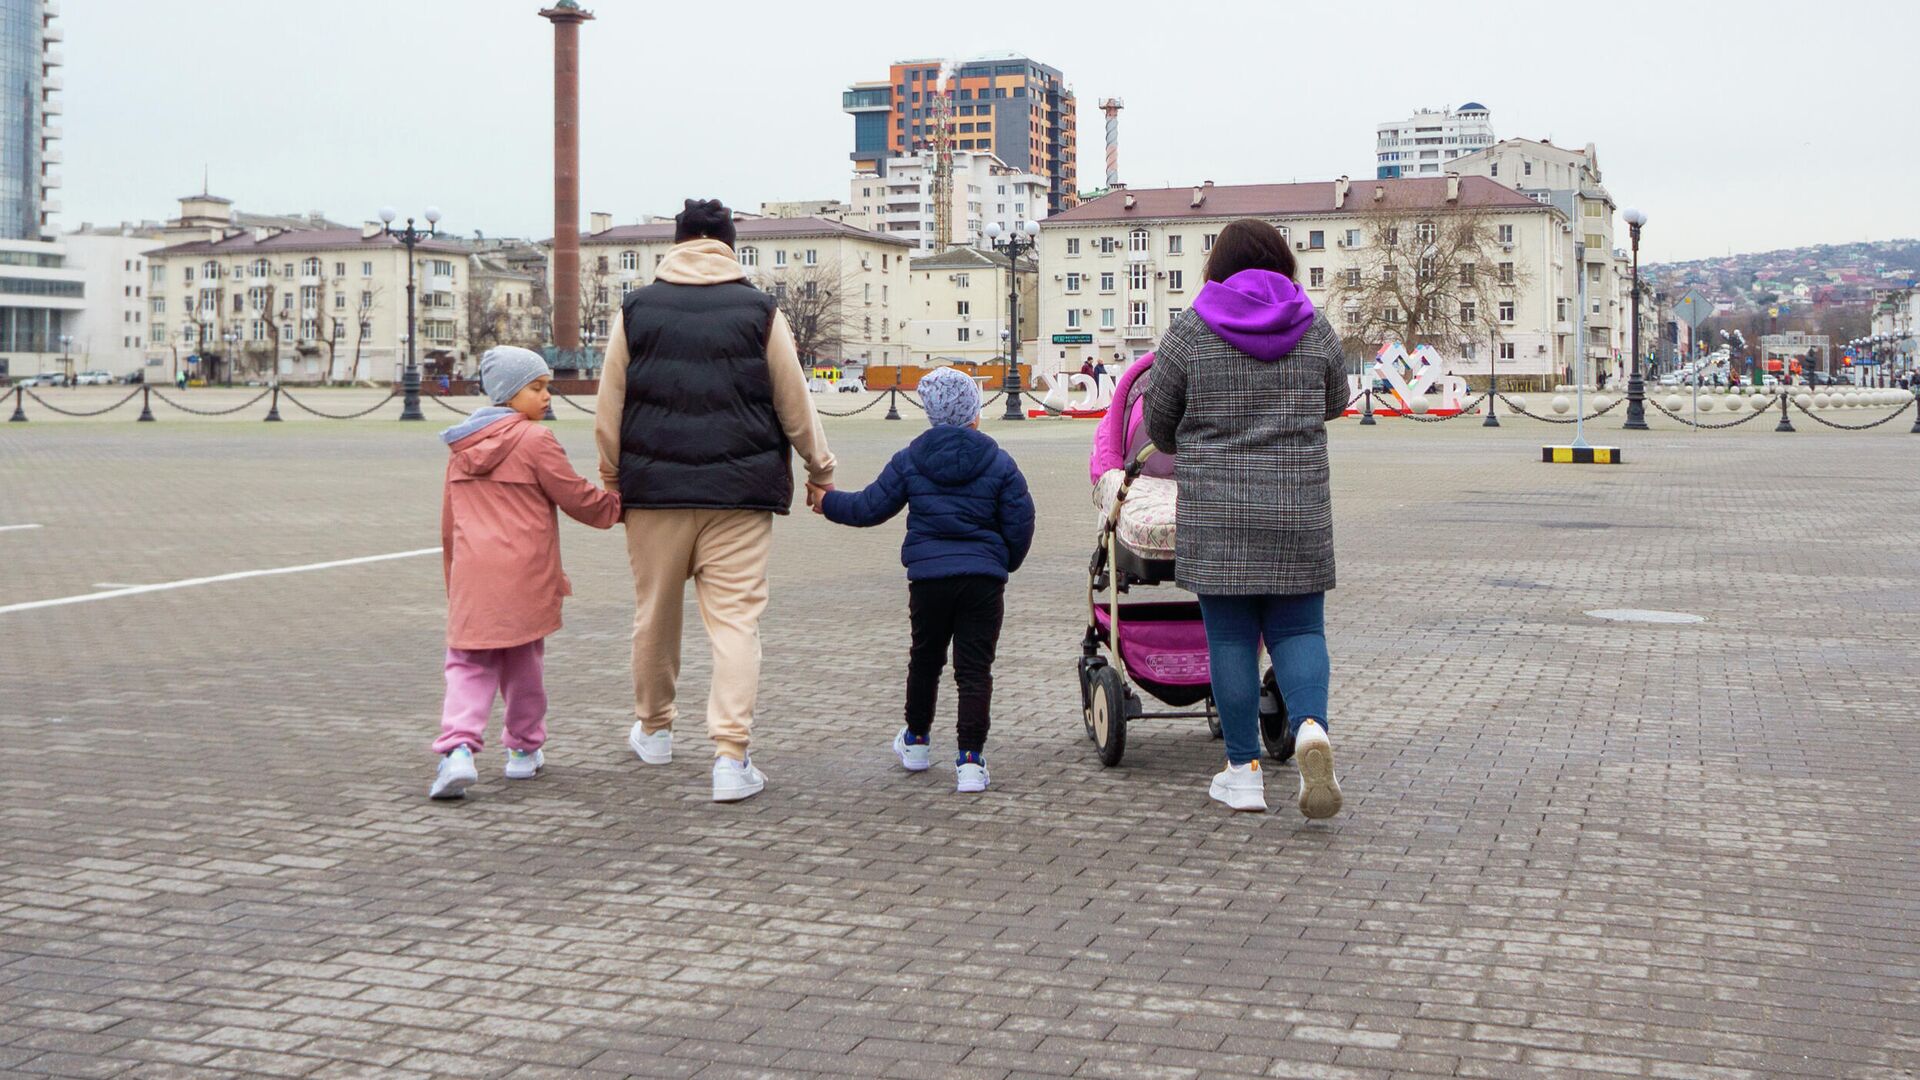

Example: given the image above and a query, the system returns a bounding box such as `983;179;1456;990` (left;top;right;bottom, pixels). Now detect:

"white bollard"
1698;395;1716;412
1664;395;1684;412
1813;393;1830;409
1551;395;1571;414
1794;393;1813;409
1508;395;1526;412
1410;395;1430;414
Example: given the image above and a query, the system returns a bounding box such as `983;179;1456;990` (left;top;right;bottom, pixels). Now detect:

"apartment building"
1375;104;1495;179
903;245;1036;366
848;150;1048;252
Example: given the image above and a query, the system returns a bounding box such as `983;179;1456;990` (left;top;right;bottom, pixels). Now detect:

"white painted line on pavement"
0;547;442;615
92;583;139;589
0;523;44;533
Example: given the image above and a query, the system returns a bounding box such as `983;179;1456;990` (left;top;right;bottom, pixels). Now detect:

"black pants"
905;575;1005;754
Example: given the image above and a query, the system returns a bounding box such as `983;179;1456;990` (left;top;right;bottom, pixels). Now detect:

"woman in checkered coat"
1145;218;1351;819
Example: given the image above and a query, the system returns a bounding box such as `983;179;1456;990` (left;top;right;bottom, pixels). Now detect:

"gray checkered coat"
1144;309;1351;595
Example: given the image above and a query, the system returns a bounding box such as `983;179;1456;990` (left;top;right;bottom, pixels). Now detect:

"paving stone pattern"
1;409;1917;1079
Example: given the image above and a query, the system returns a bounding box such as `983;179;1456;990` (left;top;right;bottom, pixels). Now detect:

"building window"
362;262;373;276
1460;302;1476;322
1065;237;1080;256
956;327;971;342
805;249;819;266
775;250;788;268
1418;257;1436;281
1556;298;1570;321
1490;162;1499;178
1382;307;1399;324
1497;224;1515;244
1459;264;1476;286
1066;309;1081;329
151;298;165;315
1167;235;1183;255
619;250;638;271
738;246;758;267
1344;229;1360;247
1098;236;1117;254
335;292;346;309
300;257;320;277
250;258;271;278
1168;306;1183;322
953;273;968;288
1499;342;1515;360
1202;233;1217;253
1498;262;1515;284
1099;308;1116;330
335;262;346;277
1308;267;1324;288
1127;229;1149;254
1345;268;1361;287
1128;264;1149;290
1168;270;1184;291
1416;222;1436;244
1308;230;1324;250
956;300;970;317
1099;272;1115;292
1498;301;1515;322
1128;301;1150;327
1065;272;1081;292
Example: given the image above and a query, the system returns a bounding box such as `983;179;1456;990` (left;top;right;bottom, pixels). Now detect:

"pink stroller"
1079;443;1290;767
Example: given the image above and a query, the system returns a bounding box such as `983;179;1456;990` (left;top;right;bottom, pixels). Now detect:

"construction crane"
930;62;956;252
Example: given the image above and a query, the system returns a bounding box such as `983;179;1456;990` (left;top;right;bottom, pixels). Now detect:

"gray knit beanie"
480;346;551;405
918;367;982;427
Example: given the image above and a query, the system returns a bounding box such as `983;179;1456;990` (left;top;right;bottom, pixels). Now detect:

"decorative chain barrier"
1645;396;1777;430
898;391;926;411
426;395;473;417
1790;396;1917;431
149;388;272;416
980;391;1006;410
22;387;143;417
1396;391;1492;423
815;393;891;418
1492;391;1625;425
555;393;597;415
278;390;399;419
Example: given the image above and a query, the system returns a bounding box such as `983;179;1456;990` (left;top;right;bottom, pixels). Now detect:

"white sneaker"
503;747;544;780
712;755;766;803
628;722;672;764
955;761;990;793
430;746;478;800
1293;720;1342;820
1208;759;1267;812
892;729;931;772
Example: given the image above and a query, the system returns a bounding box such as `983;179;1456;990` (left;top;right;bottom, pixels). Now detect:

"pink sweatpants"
432;639;547;755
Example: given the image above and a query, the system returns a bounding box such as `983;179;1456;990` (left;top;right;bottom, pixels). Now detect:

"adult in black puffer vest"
593;199;837;805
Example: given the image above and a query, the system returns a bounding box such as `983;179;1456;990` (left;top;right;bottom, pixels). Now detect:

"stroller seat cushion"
1094;469;1177;561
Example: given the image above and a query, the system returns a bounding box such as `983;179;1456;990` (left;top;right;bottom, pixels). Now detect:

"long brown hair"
1203;218;1297;283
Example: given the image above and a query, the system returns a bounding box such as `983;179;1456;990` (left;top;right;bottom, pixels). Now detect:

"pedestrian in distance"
428;347;623;800
812;367;1035;793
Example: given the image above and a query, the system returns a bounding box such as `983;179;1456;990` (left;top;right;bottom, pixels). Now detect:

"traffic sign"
1672;291;1711;329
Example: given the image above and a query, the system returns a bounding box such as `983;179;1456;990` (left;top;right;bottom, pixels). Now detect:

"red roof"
1046;177;1543;224
582;216;913;248
150;228;469;258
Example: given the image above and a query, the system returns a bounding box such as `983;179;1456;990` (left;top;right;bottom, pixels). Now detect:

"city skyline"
52;0;1920;263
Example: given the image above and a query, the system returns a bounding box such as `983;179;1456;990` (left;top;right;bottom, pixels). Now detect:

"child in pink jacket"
429;347;622;800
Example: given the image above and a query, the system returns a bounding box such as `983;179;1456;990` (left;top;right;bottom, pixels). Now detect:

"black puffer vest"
617;280;792;513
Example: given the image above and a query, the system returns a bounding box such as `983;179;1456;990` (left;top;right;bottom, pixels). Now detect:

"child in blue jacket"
812;367;1035;792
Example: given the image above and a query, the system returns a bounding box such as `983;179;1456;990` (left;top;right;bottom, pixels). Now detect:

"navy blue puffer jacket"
821;425;1035;581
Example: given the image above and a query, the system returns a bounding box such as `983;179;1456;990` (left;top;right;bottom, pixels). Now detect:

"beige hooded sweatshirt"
593;238;836;497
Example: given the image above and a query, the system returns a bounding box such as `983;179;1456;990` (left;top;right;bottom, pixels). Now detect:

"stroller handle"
1123;445;1158;483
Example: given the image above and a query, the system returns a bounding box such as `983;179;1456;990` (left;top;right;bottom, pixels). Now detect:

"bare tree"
1328;208;1530;374
526;279;554;350
347;285;382;385
579;260;614;346
466;281;510;357
757;261;849;366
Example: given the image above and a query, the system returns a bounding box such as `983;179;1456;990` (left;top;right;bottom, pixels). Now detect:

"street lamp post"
1482;332;1499;427
223;329;241;387
380;205;442;421
985;220;1039;420
58;333;72;386
1622;208;1649;430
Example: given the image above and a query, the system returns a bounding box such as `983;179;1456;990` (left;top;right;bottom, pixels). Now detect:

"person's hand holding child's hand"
806;482;832;514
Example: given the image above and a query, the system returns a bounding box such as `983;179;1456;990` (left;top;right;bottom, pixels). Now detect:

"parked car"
119;370;145;384
18;372;67;387
75;370;114;386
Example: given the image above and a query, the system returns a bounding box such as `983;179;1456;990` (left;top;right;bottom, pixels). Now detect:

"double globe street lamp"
985;219;1040;421
379;205;442;421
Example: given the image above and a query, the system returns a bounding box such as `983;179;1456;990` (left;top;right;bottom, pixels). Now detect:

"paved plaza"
2;396;1918;1080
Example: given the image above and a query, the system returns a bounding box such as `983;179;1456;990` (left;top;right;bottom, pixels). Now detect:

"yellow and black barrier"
1542;445;1621;464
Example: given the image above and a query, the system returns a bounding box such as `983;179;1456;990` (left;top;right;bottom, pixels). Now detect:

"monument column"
539;2;593;358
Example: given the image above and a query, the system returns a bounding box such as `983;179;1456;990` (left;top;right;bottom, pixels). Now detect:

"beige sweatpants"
624;508;773;761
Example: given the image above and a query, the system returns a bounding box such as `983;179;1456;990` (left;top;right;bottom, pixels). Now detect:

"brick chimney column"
540;4;594;355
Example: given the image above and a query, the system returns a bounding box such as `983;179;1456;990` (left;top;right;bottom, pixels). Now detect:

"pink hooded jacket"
1087;352;1169;485
441;413;622;649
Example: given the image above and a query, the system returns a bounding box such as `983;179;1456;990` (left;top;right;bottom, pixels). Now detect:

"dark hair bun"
674;198;736;248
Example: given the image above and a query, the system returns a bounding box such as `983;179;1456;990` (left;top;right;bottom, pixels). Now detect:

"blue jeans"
1196;592;1329;766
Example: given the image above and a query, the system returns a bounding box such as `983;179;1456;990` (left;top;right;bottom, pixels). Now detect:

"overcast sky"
60;0;1918;263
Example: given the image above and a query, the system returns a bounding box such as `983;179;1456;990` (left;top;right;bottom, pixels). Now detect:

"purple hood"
1191;269;1316;361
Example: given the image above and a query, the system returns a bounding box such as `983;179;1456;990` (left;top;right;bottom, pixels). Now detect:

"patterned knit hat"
918;367;981;427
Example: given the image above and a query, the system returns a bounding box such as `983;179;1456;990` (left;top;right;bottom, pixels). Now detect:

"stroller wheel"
1259;667;1292;762
1077;656;1104;740
1090;665;1130;767
1205;697;1222;740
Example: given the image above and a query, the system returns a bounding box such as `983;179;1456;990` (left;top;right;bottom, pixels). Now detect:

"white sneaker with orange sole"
1208;759;1267;812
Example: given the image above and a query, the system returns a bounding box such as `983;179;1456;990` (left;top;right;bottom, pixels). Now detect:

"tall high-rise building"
843;54;1077;214
1375;104;1494;179
0;0;84;381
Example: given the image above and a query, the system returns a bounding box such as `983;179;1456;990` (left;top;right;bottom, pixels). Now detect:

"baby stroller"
1079;446;1290;766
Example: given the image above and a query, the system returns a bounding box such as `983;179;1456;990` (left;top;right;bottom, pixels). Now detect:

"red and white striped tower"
1098;98;1124;188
